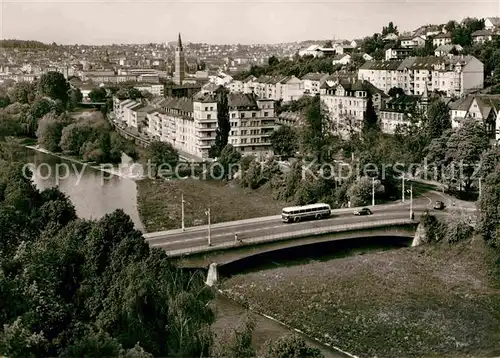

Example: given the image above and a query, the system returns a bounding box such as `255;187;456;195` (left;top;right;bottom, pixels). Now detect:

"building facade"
358;55;484;97
113;90;278;160
449;94;500;141
320;79;387;137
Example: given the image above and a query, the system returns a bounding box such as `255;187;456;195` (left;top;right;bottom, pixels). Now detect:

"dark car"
354;207;372;216
433;201;445;210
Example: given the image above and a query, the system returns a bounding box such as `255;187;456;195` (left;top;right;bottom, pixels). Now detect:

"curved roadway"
146;190;476;253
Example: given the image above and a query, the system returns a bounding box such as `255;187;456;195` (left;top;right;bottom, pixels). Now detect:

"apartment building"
400;35;425;48
449;94;500;141
113;90;277;160
301;72;329;96
228;93;277;158
280;76;305;102
472;30;494;44
432;33;452;47
134;83;164;96
379;94;424;134
385;48;412;61
358;55;484;97
321;79;388;136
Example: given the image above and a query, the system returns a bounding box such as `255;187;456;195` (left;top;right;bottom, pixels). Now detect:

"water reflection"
17;148;144;231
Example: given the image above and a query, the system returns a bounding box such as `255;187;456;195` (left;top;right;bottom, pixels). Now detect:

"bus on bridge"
281;203;331;223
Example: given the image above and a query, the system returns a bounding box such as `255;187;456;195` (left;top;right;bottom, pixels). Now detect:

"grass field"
220;240;500;358
136;179;286;232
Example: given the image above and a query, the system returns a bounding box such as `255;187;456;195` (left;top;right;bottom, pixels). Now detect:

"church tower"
174;33;185;85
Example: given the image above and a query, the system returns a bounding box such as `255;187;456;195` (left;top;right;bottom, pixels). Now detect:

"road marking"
423;195;432;207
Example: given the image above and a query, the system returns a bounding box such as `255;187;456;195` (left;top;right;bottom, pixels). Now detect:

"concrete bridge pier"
206;262;218;287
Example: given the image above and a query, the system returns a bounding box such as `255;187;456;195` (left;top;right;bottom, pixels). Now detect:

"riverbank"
136;179;286;232
220;240;500;358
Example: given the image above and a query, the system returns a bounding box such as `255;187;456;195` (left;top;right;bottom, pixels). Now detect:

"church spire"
177;33;183;50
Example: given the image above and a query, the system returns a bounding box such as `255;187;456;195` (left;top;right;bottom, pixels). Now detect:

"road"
145;190;476;252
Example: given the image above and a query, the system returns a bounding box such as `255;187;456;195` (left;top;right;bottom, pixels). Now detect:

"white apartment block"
113;91;278;160
320;79;387;137
449;94;500;141
358;55;484;98
432;33;452;47
472;30;494;44
400;35;425;48
301;72;329;96
230;75;305;103
134;83;164;97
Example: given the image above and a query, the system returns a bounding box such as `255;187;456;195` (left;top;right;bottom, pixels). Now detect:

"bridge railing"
165;218;417;258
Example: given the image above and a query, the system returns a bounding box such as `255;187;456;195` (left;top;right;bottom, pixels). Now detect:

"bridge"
144;189;476;265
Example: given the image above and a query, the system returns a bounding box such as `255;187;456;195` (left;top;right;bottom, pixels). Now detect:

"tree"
362;93;379;134
7;82;36;104
145;141;179;177
382;21;399;36
209;87;230;158
36;112;72;152
425;101;451;139
29;98;53;121
301;95;334;162
217;144;242;179
445;20;458;33
477;164;500;246
127;87;142;100
346;176;384;207
0;95;10;108
211;314;256;358
37;71;70;105
268;55;280;67
88;87;107;103
388;87;405;97
445;121;490;192
262;334;323;358
68;88;83;109
269;125;298;160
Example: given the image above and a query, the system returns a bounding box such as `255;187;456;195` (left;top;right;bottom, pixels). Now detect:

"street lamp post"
408;184;413;220
181;194;185;232
205;208;211;246
402;174;405;203
372;177;375;207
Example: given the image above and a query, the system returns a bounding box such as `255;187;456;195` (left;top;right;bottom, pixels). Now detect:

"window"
205;107;208;111
210;106;213;111
207;114;211;120
231;113;236;118
264;111;268;117
252;112;256;118
241;113;245;118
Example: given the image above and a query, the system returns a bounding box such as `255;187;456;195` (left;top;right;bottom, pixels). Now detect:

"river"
14;147;346;358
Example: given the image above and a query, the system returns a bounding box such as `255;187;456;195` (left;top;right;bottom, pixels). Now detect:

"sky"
0;0;499;45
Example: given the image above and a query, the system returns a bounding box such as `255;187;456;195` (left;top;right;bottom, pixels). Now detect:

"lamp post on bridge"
181;194;185;232
372;177;375;207
205;208;211;246
407;184;413;220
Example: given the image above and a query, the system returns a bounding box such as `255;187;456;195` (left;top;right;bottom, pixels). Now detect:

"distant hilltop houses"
2;16;500;160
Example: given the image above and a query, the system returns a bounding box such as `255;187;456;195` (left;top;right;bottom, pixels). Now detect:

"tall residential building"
320;79;388;137
173;33;185;85
358;56;484;97
113;90;278;160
